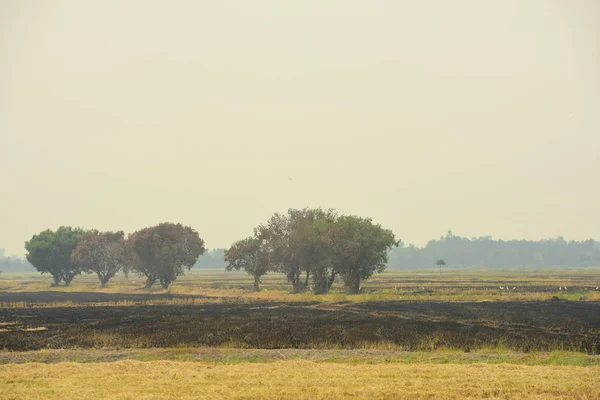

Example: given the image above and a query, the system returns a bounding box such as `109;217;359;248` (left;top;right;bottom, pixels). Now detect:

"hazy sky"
1;1;599;256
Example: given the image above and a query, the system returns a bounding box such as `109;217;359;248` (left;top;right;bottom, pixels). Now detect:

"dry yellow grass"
1;360;598;399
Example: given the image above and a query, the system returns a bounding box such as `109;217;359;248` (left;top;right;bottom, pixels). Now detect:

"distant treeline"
388;231;600;269
193;249;226;269
0;249;34;272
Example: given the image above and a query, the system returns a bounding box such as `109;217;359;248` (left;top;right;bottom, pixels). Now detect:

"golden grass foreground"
1;360;598;399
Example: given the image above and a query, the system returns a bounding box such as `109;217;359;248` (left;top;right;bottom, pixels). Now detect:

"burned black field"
2;296;599;353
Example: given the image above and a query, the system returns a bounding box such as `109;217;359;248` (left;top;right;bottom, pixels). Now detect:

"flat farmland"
1;268;599;399
1;297;599;353
1;267;600;302
2;361;598;400
1;269;599;352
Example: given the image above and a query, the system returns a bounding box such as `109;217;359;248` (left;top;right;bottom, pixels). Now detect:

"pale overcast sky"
1;1;599;256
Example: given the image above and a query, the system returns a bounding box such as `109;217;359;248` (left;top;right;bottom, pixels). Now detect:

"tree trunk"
145;276;156;288
312;270;329;294
327;271;336;291
97;273;109;288
304;270;310;287
51;274;61;287
291;269;303;292
160;279;170;289
292;279;304;292
347;276;361;294
292;280;302;292
253;275;260;292
349;280;361;294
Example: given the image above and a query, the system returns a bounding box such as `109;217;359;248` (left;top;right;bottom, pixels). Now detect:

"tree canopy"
234;208;398;293
127;222;205;288
225;237;269;291
330;215;399;293
24;226;85;286
256;208;338;292
71;230;127;287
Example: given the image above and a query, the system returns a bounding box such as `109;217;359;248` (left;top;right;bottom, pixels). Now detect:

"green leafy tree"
127;222;205;289
436;258;446;275
71;230;127;287
24;226;85;286
225;237;269;291
307;217;339;294
331;216;399;293
256;208;337;293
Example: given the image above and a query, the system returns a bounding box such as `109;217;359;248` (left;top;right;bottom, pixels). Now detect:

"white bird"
499;286;504;290
559;287;562;291
564;287;568;291
513;287;517;290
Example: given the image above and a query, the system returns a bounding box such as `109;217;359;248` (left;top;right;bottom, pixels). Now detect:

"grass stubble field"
0;268;599;399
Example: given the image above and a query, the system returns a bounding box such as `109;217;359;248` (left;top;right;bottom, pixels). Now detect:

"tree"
225;237;269;291
127;222;205;289
24;226;85;286
256;208;337;292
436;258;446;275
307;217;339;294
71;230;127;287
331;216;399;293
